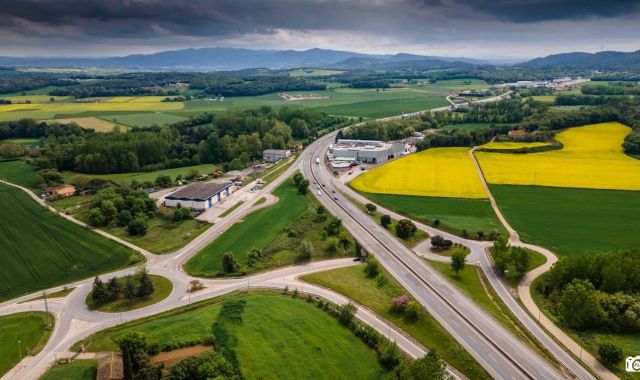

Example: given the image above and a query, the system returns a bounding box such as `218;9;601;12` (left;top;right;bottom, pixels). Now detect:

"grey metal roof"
166;182;231;201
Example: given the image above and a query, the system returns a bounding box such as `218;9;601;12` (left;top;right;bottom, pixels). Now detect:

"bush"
380;214;392;228
430;235;452;250
364;256;380;278
128;217;148;236
395;219;417;239
297;240;314;262
337;302;357;326
598;343;623;367
391;295;409;313
222;252;239;274
379;341;402;370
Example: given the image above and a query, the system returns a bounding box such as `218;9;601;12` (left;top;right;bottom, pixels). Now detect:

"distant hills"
1;47;640;72
0;47;487;71
521;50;640;70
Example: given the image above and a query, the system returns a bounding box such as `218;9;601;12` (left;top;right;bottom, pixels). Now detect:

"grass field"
76;293;387;379
351;148;487;199
0;183;142;301
302;265;491;379
0;95;70;103
0;160;40;188
491;185;640;256
62;163;217;186
40;360;97;380
44;117;127;132
86;275;173;312
98;112;187;127
0;138;40;147
184;178;311;276
476;122;640;191
480;141;552;150
362;193;506;237
0;312;54;376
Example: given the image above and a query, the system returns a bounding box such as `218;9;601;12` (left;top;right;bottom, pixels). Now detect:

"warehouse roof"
166;182;232;201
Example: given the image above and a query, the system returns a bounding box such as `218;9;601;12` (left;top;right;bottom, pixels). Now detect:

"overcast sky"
1;0;640;59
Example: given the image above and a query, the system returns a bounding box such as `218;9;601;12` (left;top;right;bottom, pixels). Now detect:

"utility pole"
43;290;49;318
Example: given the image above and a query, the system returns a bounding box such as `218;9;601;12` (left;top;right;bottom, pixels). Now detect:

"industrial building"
328;139;406;166
165;182;233;210
263;149;291;163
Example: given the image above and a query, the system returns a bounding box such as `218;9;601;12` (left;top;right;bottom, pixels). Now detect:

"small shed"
507;129;526;139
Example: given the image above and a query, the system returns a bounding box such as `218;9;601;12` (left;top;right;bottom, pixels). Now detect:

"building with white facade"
328;139;406;164
263;149;291;163
165;182;233;210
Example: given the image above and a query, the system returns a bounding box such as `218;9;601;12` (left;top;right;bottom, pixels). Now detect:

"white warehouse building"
165;182;233;210
328;139;406;164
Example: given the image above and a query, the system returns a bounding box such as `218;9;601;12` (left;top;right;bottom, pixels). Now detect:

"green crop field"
62;163;218;186
0;160;40;188
0;183;142;301
76;293;387;379
40;360;97;380
98;112;187;127
185;178;310;276
363;193;507;237
302;265;490;379
491;185;640;256
0;312;54;376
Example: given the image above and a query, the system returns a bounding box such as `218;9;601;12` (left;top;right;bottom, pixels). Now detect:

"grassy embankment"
0;312;54;376
40;360;98;380
0;183;142;302
302;265;491;380
185;177;353;277
75;293;388;380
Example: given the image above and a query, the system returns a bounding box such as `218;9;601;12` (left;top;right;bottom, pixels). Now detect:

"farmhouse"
263;149;291;163
328;139;406;164
165;182;233;210
46;184;76;198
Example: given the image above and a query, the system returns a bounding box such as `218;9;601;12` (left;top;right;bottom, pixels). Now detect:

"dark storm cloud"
449;0;640;23
0;0;639;57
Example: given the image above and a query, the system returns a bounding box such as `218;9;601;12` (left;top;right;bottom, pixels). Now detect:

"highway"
303;130;565;380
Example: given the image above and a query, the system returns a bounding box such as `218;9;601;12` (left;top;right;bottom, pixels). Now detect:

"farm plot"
98;112;187;127
62;163;217;186
491;185;640;256
43;117;127;132
476;122;640;191
0;98;184;122
350;147;487;199
0;183;142;301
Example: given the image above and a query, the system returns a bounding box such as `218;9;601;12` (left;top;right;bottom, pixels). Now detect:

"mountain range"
0;47;639;71
0;47;486;70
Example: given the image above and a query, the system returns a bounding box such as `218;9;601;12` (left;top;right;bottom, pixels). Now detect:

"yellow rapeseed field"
350;147;487;199
0;100;184;121
106;96;169;103
476;122;640;191
480;141;551;150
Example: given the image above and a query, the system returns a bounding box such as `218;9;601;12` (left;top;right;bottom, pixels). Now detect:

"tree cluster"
91;268;155;307
491;236;531;282
87;187;156;236
395;219;417;239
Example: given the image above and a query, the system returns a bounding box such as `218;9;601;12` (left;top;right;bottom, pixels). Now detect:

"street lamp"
17;340;22;361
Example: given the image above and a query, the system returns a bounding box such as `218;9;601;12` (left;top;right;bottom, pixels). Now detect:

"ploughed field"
0;183;141;301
